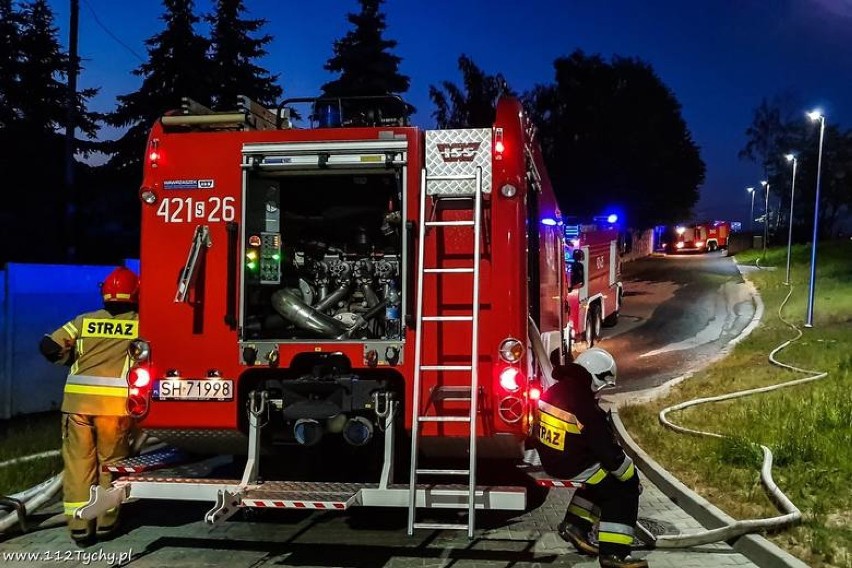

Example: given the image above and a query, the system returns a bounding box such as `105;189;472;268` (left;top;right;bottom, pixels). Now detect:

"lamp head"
746;187;754;194
807;110;823;122
760;180;768;187
785;154;795;162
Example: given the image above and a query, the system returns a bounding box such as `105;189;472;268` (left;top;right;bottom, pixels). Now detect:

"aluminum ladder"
407;168;483;538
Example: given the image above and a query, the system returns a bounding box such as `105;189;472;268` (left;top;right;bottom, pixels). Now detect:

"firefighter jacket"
534;363;634;483
46;308;138;416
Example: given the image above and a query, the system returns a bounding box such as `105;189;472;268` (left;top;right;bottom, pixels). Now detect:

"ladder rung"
426;175;477;182
423;268;474;274
418;416;471;423
422;316;474;322
416;469;470;476
413;522;470;531
420;365;472;371
425;220;475;227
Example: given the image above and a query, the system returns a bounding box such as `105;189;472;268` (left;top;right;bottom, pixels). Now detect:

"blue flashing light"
607;214;619;224
541;218;558;226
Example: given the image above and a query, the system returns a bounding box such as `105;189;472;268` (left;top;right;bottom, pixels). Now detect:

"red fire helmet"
101;266;139;303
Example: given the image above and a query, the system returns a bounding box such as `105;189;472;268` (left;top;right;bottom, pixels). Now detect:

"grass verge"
620;239;852;568
0;412;63;496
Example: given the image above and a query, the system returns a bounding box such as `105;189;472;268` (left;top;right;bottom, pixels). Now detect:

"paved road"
603;251;755;393
0;252;765;567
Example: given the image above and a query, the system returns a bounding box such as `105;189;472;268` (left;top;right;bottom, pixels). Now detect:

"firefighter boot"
67;516;95;543
599;555;649;568
558;521;599;556
96;507;120;538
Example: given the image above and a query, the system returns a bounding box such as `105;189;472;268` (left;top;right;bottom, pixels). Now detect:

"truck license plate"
155;379;234;401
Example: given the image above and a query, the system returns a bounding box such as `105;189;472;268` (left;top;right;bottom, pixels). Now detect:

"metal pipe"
805;115;826;328
271;289;350;338
314;282;350;312
784;157;798;285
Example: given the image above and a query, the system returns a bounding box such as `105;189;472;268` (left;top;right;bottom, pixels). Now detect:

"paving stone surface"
0;470;759;567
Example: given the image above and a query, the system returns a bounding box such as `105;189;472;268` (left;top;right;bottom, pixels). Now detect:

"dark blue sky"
48;0;852;224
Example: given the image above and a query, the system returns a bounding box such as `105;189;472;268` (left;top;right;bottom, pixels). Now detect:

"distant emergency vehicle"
672;221;731;252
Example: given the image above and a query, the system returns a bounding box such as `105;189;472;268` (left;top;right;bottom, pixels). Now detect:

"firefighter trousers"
61;413;132;535
563;472;641;558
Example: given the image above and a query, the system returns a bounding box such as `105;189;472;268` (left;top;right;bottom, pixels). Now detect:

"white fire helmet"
575;347;618;392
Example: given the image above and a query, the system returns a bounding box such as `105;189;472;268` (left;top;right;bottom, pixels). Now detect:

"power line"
80;0;146;64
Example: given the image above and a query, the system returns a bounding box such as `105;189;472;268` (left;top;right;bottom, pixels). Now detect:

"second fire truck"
563;218;623;351
76;94;575;536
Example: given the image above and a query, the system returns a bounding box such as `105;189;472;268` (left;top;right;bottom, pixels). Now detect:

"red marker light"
494;128;505;159
529;386;541;401
148;151;160;162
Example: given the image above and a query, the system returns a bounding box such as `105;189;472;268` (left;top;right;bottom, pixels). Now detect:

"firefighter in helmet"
535;347;648;568
39;266;139;542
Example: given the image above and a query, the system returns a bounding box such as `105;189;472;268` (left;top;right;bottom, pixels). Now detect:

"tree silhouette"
429;54;512;129
527;50;705;229
207;0;281;110
321;0;412;123
104;0;210;176
16;0;99;141
0;0;22;128
0;0;102;265
739;96;798;182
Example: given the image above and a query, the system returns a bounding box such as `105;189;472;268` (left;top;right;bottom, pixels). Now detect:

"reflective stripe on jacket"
48;309;138;416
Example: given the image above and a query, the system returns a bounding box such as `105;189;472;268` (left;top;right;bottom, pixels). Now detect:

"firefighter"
39;266;139;542
535;347;648;568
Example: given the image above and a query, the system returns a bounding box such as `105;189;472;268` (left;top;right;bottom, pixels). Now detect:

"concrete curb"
607;259;808;567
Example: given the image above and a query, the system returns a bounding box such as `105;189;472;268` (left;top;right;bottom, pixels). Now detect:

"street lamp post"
805;111;826;328
747;187;756;232
783;154;798;285
760;180;770;259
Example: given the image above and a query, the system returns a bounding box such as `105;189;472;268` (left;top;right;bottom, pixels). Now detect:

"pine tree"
105;0;210;174
16;0;98;139
0;0;22;128
321;0;412;123
207;0;281;110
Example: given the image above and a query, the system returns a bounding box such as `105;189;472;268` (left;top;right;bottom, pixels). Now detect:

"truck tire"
603;290;622;328
586;305;602;347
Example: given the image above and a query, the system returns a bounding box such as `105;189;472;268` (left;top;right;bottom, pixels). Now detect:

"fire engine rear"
76;95;571;536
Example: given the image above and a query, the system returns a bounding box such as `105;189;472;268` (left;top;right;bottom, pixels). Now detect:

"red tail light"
499;367;521;392
127;395;149;418
130;367;151;388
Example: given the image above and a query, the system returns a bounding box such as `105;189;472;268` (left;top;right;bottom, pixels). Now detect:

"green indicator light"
272;254;280;261
247;261;257;270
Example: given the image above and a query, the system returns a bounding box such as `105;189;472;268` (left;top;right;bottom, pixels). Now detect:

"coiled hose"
652;282;827;548
0;451;63;533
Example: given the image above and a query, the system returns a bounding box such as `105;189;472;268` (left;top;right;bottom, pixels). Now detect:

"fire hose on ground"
0;431;156;534
647;282;827;549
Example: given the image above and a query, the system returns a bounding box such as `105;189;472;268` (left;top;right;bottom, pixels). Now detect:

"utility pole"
64;0;80;261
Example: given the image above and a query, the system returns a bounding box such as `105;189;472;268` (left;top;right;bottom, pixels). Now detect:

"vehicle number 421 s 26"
156;197;236;223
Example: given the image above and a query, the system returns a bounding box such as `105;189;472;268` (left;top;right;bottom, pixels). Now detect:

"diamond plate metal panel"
425;129;492;195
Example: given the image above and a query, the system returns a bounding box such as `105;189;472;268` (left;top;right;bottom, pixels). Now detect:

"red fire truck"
77;95;573;536
563;219;623;351
673;220;730;252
